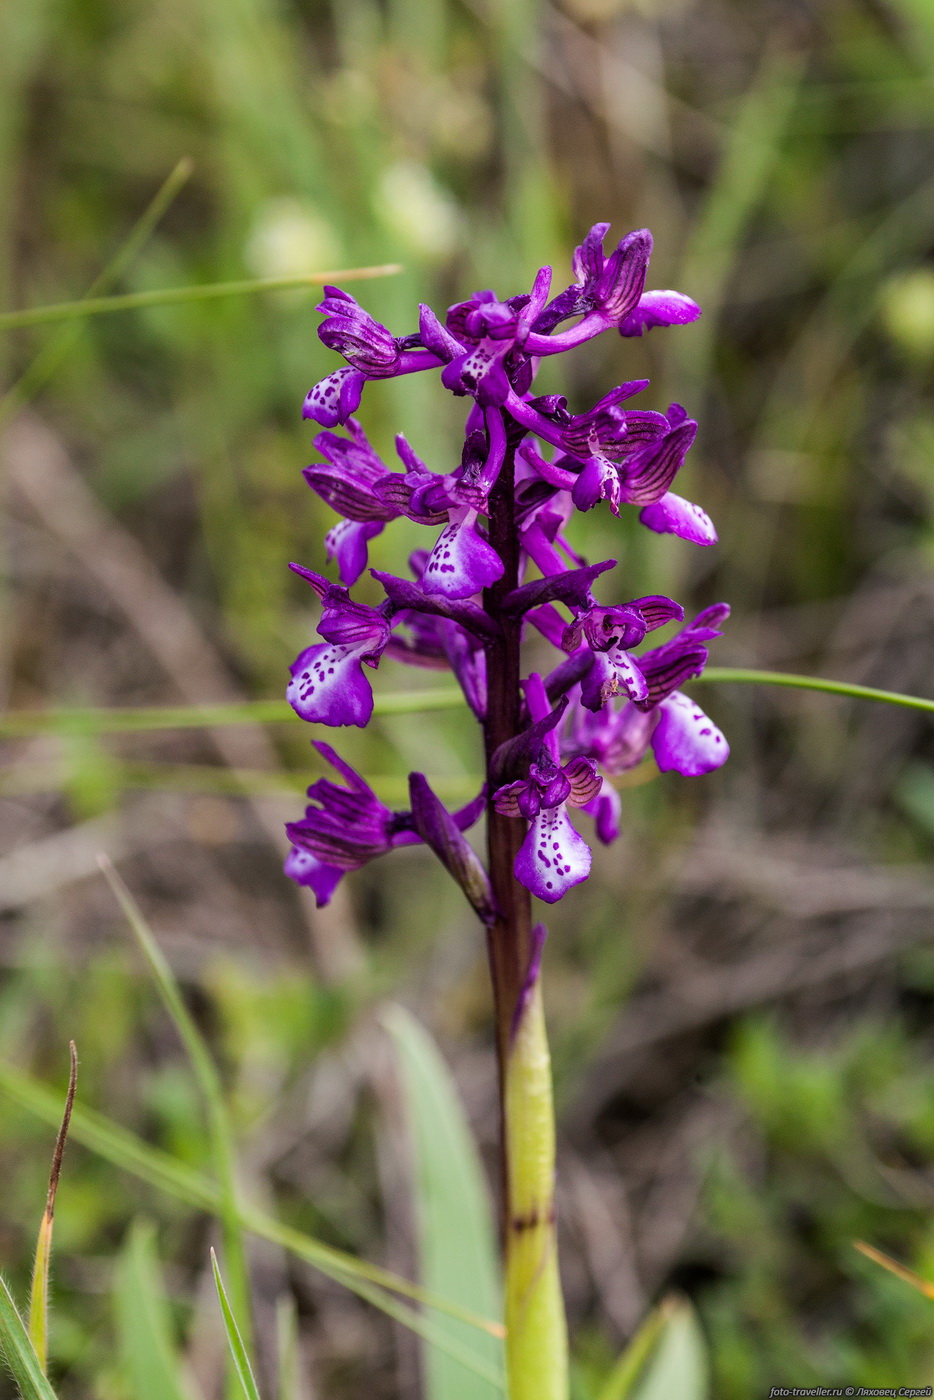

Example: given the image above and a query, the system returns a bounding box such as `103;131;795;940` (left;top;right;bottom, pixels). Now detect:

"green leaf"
0;1277;59;1400
594;1298;674;1400
212;1251;262;1400
114;1220;195;1400
384;1005;505;1400
626;1299;708;1400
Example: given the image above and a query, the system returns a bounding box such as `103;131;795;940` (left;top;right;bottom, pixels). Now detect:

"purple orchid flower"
287;742;486;909
302;420;401;586
287;565;392;726
439;269;552;406
492;675;602;903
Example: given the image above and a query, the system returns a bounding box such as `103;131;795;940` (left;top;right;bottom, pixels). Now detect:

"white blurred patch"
244;197;342;279
374;161;460;261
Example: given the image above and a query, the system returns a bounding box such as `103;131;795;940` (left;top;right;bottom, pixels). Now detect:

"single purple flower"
316;286;402;377
287;566;391;727
440;270;552;406
302;421;401;585
492;675;602;903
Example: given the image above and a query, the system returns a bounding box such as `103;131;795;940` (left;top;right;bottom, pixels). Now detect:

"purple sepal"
325;519;385;587
573;225;652;321
650;691;729;775
286;742;417;889
510;923;547;1041
639;492;717;546
619;290;702;337
620;417;697;506
409;773;497;924
634;604;730;709
418;303;465;362
303;422;398;523
283;845;345;906
317;286;401;376
501;559;616;616
582;780;622;845
422;507;505;599
489;697;569;787
303;367;366;427
371;570;501;640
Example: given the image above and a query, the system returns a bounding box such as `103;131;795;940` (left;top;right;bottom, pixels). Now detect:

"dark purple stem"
482;423;534;1217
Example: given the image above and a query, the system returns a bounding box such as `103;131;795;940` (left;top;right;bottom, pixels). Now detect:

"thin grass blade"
385;1004;504;1400
0;1278;58;1400
115;1219;196;1400
96;856;253;1354
854;1240;934;1300
0;1057;505;1354
27;1041;77;1373
211;1251;262;1400
0;264;402;331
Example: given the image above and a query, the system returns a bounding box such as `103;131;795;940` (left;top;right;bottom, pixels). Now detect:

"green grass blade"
8;666;934;745
211;1252;262;1400
0;264;402;330
696;668;934;714
594;1298;675;1400
384;1005;504;1400
628;1299;708;1400
114;1220;195;1400
275;1296;301;1400
97;857;253;1355
0;1057;505;1353
0;1278;59;1400
0;687;466;738
0;157;193;424
27;1042;77;1373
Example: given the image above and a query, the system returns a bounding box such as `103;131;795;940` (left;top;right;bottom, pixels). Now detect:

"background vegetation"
5;0;934;1394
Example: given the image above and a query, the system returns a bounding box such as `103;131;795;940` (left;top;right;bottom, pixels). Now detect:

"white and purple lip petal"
639;492;717;547
287;642;376;727
514;803;592;903
619;290;702;337
283;845;344;907
421;506;504;599
580;646;649;710
302;367;366;427
650;690;729;776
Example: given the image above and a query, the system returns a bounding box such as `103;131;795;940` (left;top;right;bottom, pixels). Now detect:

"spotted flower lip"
489;674;603;903
286;565;391;727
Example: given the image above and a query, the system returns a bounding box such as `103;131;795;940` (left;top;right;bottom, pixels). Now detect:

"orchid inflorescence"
284;222;729;912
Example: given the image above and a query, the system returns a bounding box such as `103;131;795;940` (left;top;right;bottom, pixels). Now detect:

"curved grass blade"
0;687;466;739
385;1005;504;1400
0;1278;58;1400
97;856;253;1356
696;667;934;715
0;265;403;331
115;1220;196;1400
0;1054;504;1342
28;1042;77;1373
211;1252;262;1400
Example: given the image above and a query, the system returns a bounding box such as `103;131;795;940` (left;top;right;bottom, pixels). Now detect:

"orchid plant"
284;223;729;1399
